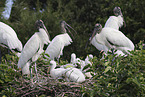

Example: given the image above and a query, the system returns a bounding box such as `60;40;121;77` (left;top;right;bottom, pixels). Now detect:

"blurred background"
0;0;145;60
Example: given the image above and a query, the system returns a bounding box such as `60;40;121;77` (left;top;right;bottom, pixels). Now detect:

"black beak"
85;28;96;48
40;20;50;39
66;23;77;39
89;28;96;44
66;23;77;34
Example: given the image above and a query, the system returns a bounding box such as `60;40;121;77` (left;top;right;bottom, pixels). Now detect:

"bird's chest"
94;34;106;45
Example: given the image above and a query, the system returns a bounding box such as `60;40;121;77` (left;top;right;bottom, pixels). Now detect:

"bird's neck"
61;27;66;33
50;63;56;71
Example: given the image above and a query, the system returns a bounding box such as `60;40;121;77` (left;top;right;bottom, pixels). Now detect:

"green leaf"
83;64;90;71
104;66;111;73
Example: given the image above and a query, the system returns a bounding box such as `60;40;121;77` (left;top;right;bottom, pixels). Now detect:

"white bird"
104;6;125;30
17;20;50;75
60;53;78;69
70;53;77;64
70;53;86;69
64;67;85;83
80;54;94;78
0;21;22;57
45;21;77;61
85;54;93;66
49;60;66;79
22;61;31;75
89;23;134;56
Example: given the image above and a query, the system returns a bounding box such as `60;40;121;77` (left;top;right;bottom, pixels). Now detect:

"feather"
17;33;41;68
0;22;22;52
45;33;72;60
104;16;123;30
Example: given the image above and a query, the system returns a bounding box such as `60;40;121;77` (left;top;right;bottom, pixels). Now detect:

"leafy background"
0;0;145;96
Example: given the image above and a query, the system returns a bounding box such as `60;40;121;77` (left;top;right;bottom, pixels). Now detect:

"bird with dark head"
89;23;102;43
113;6;122;16
35;20;44;29
45;20;77;62
60;21;77;39
104;6;126;29
18;20;50;78
113;6;126;27
35;20;50;38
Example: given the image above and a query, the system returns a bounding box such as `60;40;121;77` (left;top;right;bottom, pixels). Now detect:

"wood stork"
45;21;77;61
104;6;126;30
89;23;134;56
64;67;85;83
60;53;79;68
85;54;93;66
80;54;94;78
49;60;66;79
70;53;77;64
17;20;50;76
0;21;22;59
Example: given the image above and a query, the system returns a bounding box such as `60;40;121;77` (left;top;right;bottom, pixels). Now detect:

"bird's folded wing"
18;34;40;68
104;28;133;48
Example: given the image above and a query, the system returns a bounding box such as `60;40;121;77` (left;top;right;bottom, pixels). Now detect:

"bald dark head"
113;7;122;16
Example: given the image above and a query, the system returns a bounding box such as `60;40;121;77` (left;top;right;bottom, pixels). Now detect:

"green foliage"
1;0;144;60
0;0;6;16
82;42;145;97
0;0;145;96
0;42;144;96
0;54;20;96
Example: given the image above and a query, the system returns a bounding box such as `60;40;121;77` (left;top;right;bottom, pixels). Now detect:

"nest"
13;65;94;97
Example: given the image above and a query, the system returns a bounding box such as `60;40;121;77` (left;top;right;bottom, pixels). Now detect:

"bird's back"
18;33;40;68
65;67;85;83
50;68;66;78
104;16;123;30
0;22;22;51
45;33;72;60
101;28;134;51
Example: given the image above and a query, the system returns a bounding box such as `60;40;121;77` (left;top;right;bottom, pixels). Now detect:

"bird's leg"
35;62;39;82
29;65;33;83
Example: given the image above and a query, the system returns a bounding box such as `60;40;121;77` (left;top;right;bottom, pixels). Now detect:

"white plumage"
85;54;93;66
100;27;134;53
18;28;50;69
80;54;94;78
90;24;134;56
104;6;124;30
60;53;79;69
45;21;76;61
18;20;50;74
70;53;77;64
45;33;72;60
90;31;109;53
104;16;123;30
22;61;31;75
0;21;22;54
50;60;66;79
64;67;85;83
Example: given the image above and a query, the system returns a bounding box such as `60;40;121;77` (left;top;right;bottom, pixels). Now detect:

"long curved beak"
66;26;75;39
65;23;77;40
42;23;50;39
85;28;96;48
66;23;77;34
89;28;96;44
